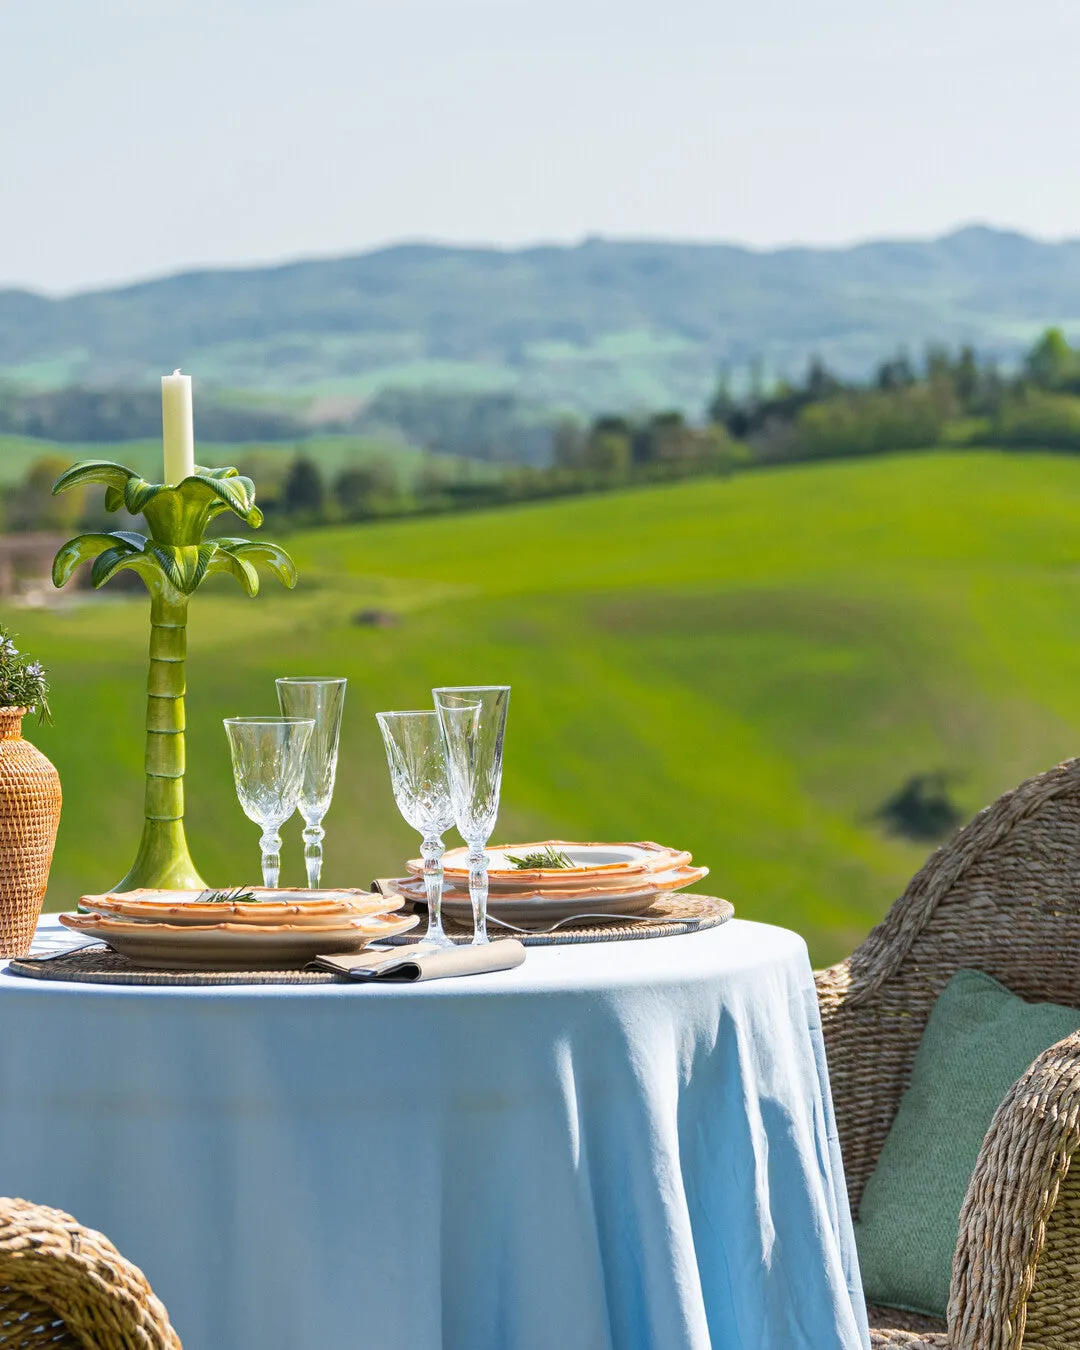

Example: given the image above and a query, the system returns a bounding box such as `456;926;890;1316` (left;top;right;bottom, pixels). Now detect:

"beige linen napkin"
309;939;525;982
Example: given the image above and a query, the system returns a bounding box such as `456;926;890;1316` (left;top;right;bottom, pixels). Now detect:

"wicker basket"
0;708;60;959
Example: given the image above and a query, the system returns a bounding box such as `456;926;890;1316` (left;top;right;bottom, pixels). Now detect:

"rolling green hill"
14;449;1080;965
5;228;1080;415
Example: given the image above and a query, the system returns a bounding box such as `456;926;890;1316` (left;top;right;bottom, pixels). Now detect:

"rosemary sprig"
194;887;260;904
504;846;576;870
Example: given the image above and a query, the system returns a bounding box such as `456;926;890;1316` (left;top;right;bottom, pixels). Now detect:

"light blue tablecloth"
0;916;868;1350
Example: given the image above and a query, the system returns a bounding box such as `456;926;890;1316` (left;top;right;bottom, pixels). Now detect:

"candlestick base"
114;820;206;893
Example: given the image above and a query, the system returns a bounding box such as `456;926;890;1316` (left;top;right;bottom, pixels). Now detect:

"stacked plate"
394;840;708;926
61;887;418;970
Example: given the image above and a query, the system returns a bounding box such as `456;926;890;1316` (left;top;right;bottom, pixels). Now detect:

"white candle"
161;370;195;485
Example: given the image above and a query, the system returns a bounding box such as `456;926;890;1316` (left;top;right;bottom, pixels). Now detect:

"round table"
0;916;869;1350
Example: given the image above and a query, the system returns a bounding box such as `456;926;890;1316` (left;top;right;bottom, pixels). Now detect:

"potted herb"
0;626;61;957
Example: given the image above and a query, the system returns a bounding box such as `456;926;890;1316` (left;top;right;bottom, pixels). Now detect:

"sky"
3;0;1080;295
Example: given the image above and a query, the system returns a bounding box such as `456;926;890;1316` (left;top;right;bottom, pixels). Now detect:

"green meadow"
13;449;1080;965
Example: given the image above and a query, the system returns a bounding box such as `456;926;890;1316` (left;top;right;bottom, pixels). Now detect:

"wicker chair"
0;1198;181;1348
816;756;1080;1350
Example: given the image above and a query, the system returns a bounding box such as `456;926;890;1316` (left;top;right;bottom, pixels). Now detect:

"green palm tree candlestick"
51;461;297;891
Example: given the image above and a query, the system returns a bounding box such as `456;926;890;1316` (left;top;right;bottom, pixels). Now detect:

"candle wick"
172;368;182;376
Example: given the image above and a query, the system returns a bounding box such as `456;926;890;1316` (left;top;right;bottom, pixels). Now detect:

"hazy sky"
3;0;1079;294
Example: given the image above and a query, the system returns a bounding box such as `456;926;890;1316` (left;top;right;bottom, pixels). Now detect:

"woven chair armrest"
814;958;870;1062
0;1197;182;1348
948;1028;1080;1349
814;958;856;1019
870;1331;950;1349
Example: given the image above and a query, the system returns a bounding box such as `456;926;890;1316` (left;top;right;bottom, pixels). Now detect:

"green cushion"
854;968;1080;1319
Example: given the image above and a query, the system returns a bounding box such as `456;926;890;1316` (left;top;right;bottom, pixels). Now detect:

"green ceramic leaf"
190;473;262;526
51;533;119;587
90;545;159;590
110;531;149;551
52;461;137;498
54;458;265;528
123;476;169;515
206;545;261;597
145;542;216;594
215;537;297;588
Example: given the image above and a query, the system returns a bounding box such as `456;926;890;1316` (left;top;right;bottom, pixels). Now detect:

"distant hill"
4;226;1080;416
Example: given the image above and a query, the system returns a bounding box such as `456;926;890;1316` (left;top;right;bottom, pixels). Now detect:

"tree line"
704;326;1080;462
0;419;740;537
5;326;1080;537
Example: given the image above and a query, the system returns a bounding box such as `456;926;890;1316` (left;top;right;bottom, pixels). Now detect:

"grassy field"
14;448;1080;965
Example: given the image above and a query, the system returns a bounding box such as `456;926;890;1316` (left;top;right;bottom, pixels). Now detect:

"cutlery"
485;912;700;936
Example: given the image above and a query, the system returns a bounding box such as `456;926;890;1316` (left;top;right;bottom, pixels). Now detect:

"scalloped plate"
407;841;693;889
59;909;418;970
79;887;404;927
393;863;709;924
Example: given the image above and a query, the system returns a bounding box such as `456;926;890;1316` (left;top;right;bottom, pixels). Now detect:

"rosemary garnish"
504;846;575;870
194;887;260;904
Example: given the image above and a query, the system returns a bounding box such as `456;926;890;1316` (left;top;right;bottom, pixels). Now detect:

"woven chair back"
823;756;1080;1210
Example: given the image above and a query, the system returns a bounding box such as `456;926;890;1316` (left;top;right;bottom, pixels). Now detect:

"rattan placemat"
4;894;732;986
7;948;347;986
387;892;734;946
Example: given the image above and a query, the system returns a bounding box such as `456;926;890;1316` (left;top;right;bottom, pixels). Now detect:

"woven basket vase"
0;708;60;959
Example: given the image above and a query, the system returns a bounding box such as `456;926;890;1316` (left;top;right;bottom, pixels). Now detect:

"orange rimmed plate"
59;909;419;970
407;842;693;889
392;863;709;925
79;887;404;927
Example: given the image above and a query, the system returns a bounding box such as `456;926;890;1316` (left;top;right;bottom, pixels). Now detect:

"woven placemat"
7;948;348;986
5;894;732;986
387;892;734;946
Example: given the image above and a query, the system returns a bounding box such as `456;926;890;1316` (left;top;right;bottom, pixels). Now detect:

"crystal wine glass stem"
260;827;283;889
421;835;449;945
302;821;325;889
467;839;490;946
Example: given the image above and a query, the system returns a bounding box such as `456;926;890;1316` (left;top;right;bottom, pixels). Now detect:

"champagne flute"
433;685;510;946
376;710;457;948
223;716;314;888
275;677;347;888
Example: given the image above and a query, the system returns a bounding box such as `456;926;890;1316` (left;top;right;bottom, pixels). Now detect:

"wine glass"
376;710;459;948
223;716;314;888
433;685;510;946
275;677;347;888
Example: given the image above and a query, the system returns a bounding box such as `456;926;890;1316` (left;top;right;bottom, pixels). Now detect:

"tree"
805;357;842;404
282;454;325;518
642;411;694;463
1025;328;1078;391
235;449;291;518
415;457;449;509
707;367;738;426
876;350;916;391
954;345;980;408
334;459;400;520
9;455;86;533
582;419;631;479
